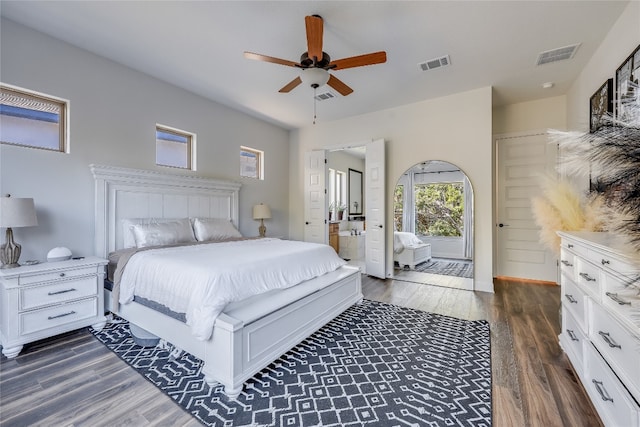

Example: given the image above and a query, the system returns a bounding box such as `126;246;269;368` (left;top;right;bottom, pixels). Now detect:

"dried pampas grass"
531;174;604;254
548;81;640;253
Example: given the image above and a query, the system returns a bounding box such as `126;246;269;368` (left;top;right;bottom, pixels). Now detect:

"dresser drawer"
590;301;640;397
20;277;98;311
560;308;586;376
601;272;640;332
20;298;98;336
559;248;576;281
575;258;601;299
19;266;97;286
562;277;588;332
584;343;640;427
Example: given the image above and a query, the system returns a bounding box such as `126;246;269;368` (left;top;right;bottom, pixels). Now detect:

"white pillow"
130;219;196;248
121;218;184;248
192;217;242;241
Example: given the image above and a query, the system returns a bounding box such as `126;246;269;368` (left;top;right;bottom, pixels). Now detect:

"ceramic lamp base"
1;228;21;269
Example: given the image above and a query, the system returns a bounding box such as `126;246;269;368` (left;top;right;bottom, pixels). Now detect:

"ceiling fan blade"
327;74;353;96
279;76;302;93
305;15;323;62
244;51;299;68
330;51;387;70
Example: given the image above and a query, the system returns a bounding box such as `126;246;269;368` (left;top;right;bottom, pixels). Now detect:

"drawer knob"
47;310;76;320
48;288;76;296
592;379;614;403
564;294;578;304
568;244;574;248
598;331;622;349
601;259;610;266
579;272;596;282
59;273;66;277
606;292;631;306
561;260;573;267
566;329;579;341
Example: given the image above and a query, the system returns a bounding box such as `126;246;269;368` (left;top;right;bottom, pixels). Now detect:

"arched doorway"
393;160;474;290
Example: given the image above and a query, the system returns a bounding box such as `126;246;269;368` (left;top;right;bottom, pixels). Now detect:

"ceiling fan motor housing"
300;51;332;68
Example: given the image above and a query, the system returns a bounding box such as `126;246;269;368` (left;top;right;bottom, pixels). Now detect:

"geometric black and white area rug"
92;299;491;426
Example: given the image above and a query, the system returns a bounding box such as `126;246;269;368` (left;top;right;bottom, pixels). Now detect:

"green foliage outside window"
415;183;464;236
394;185;404;231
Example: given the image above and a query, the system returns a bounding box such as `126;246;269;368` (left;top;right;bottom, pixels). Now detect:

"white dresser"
558;231;640;427
0;256;108;358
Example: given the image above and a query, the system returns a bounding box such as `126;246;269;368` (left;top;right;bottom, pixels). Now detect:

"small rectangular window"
240;146;264;179
156;124;194;170
0;83;68;152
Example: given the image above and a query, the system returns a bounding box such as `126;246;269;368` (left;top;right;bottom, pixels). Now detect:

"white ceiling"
0;1;628;130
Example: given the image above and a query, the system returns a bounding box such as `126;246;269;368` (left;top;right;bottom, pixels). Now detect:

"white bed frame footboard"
92;164;363;398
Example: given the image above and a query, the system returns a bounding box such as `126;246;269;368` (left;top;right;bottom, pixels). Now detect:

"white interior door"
304;150;327;244
496;132;558;282
365;139;386;279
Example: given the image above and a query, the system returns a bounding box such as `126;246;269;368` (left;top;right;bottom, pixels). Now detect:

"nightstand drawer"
20;298;98;336
20;277;98;310
19;266;97;286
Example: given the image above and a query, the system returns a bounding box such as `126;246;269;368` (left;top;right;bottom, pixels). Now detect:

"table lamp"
0;195;38;268
252;203;271;237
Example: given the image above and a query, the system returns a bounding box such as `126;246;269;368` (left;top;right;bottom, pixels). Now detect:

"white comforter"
119;238;346;340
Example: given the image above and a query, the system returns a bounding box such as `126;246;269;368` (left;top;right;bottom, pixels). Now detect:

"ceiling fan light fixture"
300;68;329;88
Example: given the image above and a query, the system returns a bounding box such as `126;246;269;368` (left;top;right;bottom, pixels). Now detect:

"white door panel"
304;150;327;244
496;133;558;282
365;139;386;279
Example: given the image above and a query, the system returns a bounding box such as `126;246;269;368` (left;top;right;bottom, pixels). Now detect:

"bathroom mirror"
348;168;362;215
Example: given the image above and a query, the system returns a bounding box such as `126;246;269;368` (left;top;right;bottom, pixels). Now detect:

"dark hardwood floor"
0;276;602;426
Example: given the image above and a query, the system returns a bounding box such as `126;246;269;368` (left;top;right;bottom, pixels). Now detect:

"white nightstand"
0;256;108;358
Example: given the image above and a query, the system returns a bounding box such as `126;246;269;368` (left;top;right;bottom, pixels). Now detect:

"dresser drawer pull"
601;259;610;266
47;288;77;296
561;260;573;267
564;294;578;304
605;292;631;306
59;273;66;277
598;331;622;349
47;310;76;320
567;244;574;248
566;329;579;341
579;272;596;282
592;379;614;403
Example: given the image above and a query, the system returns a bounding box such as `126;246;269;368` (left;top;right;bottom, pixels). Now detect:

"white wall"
0;19;291;262
289;87;494;292
563;1;640;191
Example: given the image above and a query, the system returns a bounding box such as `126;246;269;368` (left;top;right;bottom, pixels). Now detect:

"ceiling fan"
244;15;387;96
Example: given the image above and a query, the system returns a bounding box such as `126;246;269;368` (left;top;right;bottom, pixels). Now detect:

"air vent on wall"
418;55;451;72
536;43;581;65
314;90;336;101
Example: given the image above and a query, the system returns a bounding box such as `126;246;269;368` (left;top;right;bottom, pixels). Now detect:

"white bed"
91;164;362;398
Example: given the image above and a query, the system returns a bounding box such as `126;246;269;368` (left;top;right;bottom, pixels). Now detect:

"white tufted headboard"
90;164;241;258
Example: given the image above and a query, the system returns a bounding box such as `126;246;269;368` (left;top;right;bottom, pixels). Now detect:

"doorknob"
378;224;383;228
498;223;509;227
305;221;309;225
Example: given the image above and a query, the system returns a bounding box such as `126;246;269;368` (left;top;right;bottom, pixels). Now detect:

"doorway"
303;139;387;279
392;160;474;291
495;132;558;282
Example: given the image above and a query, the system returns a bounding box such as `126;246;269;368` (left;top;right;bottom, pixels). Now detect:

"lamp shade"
0;197;37;228
300;68;330;88
252;203;271;220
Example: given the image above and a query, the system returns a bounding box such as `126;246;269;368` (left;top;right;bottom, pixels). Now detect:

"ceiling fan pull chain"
313;86;317;125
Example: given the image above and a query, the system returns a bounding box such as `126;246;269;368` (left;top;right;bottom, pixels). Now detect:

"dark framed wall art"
590;78;613;132
615;43;640;122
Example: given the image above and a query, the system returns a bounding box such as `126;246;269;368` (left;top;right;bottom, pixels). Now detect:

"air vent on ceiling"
536;43;581;65
314;90;336;101
418;55;451;72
